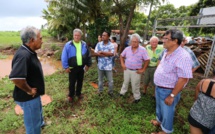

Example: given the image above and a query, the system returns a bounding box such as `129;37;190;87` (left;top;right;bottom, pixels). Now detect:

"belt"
157;86;173;90
127;68;139;71
148;66;156;68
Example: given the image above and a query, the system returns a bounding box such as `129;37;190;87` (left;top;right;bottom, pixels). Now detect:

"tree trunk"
119;4;136;53
143;0;154;43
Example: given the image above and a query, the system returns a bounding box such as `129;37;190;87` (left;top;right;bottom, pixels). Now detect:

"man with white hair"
61;28;92;103
9;26;45;134
142;36;163;98
119;33;150;103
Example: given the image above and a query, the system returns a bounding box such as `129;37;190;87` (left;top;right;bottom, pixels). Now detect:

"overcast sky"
0;0;199;31
0;0;47;31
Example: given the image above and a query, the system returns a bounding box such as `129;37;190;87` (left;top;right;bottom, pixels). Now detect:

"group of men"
9;26;200;134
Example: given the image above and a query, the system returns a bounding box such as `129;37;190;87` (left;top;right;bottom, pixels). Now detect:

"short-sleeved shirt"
9;45;45;102
95;41;114;70
183;46;200;69
146;45;163;67
159;46;200;69
121;46;150;70
154;46;193;88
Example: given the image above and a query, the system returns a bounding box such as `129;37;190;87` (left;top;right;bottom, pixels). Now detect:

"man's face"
73;32;81;42
102;32;109;41
162;34;175;49
34;32;43;50
130;37;139;48
150;38;158;49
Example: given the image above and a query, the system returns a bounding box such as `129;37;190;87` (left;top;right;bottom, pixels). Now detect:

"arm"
61;43;71;73
11;79;37;96
165;78;189;105
120;55;126;70
192;66;200;73
100;51;114;57
85;45;92;72
195;80;204;100
137;59;149;74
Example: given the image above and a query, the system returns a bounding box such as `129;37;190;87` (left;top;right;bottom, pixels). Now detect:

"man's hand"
165;95;174;106
27;88;37;97
65;68;71;73
121;64;126;70
136;69;145;74
84;66;89;72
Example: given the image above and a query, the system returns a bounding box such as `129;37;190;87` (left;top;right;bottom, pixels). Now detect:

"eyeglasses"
162;38;172;41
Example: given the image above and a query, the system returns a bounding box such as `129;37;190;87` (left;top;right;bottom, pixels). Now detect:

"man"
9;26;45;134
119;33;150;103
142;36;163;98
181;36;200;72
94;31;114;95
159;36;200;73
188;37;196;44
151;29;193;134
61;28;92;103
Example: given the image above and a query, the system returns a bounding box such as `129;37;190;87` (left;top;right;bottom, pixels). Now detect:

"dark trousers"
68;66;84;97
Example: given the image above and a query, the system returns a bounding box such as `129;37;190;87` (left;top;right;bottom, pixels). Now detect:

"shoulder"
139;46;146;51
64;41;72;47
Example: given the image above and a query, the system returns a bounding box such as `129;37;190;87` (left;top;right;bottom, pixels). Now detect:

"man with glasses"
151;29;192;134
158;35;200;73
181;36;200;72
119;33;150;103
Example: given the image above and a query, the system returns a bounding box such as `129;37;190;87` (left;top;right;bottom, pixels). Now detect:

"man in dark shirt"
9;26;45;134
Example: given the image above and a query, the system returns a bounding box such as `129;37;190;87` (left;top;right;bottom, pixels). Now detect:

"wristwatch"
170;93;175;98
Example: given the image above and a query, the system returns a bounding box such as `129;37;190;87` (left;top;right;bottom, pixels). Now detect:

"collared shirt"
9;45;45;102
183;46;200;68
121;46;150;70
146;45;163;67
95;41;114;70
159;46;200;69
154;46;193;88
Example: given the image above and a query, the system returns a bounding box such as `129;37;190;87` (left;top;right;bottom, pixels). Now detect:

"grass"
0;58;201;134
0;30;51;49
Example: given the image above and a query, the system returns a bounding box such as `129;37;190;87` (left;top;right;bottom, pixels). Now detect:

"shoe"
41;123;47;129
68;97;73;103
119;94;124;97
108;92;114;97
142;92;146;95
151;96;156;100
77;94;84;99
133;99;140;103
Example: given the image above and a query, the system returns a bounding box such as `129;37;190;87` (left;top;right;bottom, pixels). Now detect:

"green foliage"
53;50;62;60
0;54;7;59
0;31;21;48
50;44;60;51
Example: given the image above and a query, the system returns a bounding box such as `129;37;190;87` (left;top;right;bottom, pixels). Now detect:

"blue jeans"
98;69;113;93
155;86;181;133
16;96;44;134
112;56;116;67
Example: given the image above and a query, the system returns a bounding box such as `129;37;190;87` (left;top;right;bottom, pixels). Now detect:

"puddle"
0;55;62;79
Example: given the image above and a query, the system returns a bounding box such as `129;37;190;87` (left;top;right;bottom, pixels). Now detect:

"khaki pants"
120;69;141;100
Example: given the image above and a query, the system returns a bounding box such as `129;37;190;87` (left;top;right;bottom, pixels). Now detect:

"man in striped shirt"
119;33;150;103
151;29;193;134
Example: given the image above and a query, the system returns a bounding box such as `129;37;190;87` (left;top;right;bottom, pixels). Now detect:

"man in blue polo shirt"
9;26;45;134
